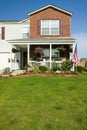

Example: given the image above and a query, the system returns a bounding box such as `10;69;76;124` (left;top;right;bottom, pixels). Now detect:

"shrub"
75;66;85;73
39;66;47;72
52;66;60;72
33;65;41;73
61;60;73;71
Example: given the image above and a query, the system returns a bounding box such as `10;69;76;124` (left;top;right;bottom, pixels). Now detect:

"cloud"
73;33;87;59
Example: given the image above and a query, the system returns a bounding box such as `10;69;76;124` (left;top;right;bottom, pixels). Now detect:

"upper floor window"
41;20;59;35
22;25;29;38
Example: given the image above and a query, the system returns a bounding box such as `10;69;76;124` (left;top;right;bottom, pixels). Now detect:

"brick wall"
30;7;71;37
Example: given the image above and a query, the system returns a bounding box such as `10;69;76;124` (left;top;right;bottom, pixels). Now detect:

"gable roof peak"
28;4;72;16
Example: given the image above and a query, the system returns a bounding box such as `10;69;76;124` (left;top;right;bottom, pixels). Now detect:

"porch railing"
29;60;62;69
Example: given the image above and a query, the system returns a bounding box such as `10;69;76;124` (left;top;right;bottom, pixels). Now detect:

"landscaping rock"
11;70;25;76
1;74;9;78
55;70;61;74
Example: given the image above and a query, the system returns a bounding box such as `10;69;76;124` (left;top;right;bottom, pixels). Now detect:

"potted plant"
34;47;44;61
57;46;66;52
54;46;66;60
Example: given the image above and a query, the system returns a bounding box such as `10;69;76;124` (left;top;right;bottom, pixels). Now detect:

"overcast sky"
0;0;87;59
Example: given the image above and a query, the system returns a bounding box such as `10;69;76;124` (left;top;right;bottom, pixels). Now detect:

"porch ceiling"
14;44;27;49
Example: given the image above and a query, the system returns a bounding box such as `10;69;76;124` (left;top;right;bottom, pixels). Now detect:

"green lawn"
0;73;87;130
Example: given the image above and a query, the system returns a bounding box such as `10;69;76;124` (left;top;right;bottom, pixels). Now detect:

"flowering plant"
34;47;44;58
57;46;66;52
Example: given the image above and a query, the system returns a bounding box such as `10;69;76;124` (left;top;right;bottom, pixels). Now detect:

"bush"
75;66;85;73
52;66;60;72
61;60;73;71
33;65;41;73
39;66;47;72
24;64;30;71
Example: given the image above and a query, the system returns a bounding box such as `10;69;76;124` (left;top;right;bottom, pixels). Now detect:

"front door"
23;51;27;69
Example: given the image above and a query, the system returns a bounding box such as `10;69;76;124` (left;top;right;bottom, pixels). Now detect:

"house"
0;5;76;71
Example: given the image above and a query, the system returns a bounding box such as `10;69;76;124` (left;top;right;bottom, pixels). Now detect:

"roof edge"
8;37;76;43
28;4;72;16
0;20;20;23
19;18;30;23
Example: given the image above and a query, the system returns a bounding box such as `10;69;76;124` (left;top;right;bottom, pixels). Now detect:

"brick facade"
30;7;71;38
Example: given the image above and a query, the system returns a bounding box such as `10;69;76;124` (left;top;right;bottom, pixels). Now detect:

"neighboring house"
0;5;76;70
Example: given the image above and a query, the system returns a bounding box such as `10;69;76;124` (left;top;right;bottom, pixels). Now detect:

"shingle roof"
8;37;75;43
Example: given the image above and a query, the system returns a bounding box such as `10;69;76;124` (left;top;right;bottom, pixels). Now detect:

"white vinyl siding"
4;24;22;40
41;20;59;35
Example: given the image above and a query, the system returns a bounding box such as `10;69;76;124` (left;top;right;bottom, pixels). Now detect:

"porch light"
12;48;20;53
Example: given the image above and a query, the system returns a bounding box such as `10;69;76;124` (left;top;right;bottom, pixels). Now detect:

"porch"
9;37;75;70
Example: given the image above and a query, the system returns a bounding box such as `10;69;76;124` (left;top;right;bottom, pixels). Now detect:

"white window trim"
22;25;29;38
41;20;60;35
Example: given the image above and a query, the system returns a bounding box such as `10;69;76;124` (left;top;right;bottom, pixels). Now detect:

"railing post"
10;45;12;71
50;44;52;69
27;44;30;65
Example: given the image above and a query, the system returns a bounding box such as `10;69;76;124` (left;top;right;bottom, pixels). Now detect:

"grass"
0;73;87;130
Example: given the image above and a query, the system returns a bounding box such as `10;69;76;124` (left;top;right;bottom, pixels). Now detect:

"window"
41;20;59;35
44;48;50;57
52;48;57;57
42;48;50;60
22;25;29;38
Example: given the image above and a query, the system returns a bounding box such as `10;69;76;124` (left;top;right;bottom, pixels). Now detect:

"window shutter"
37;20;41;35
2;27;5;40
60;20;63;36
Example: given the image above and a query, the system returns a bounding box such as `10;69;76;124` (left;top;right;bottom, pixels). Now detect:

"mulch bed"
0;72;79;78
22;72;79;77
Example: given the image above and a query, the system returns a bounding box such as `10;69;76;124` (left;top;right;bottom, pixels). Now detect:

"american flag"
73;44;78;65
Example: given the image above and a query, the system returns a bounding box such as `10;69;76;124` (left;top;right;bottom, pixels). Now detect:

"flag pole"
73;42;78;70
72;43;75;71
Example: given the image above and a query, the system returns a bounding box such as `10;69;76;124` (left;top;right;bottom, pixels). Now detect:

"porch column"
10;45;12;71
50;43;52;69
27;44;30;64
